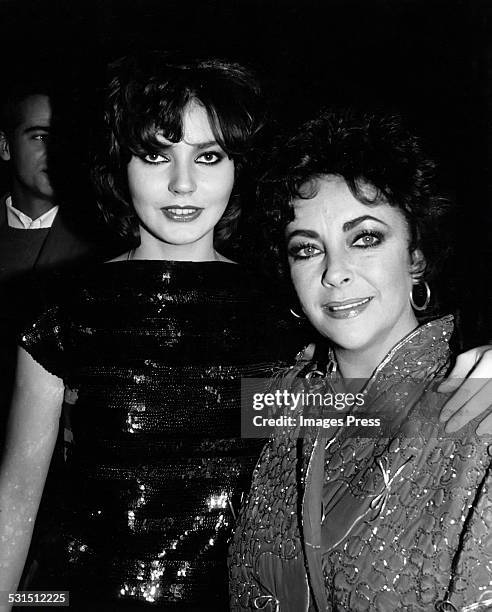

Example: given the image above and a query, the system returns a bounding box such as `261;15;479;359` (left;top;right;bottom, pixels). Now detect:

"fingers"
438;348;492;427
437;347;489;393
437;377;466;393
439;382;477;427
441;378;492;433
476;412;492;436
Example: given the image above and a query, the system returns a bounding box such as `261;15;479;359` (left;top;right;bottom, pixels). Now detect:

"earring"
410;280;431;311
289;307;304;319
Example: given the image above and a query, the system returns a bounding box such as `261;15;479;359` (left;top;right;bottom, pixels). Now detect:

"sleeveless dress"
229;317;492;612
20;261;301;610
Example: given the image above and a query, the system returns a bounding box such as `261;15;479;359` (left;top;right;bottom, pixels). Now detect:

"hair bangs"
93;54;263;250
118;94;191;157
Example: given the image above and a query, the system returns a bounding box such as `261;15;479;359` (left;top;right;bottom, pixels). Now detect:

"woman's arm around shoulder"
0;348;64;605
438;345;492;433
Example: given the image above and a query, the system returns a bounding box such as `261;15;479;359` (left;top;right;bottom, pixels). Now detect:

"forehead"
156;102;215;146
16;94;51;130
291;176;403;226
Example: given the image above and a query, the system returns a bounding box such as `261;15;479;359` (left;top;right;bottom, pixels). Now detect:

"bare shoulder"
10;348;64;429
15;348;64;388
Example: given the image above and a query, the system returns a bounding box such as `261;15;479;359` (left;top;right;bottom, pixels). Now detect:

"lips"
161;206;203;222
322;296;374;319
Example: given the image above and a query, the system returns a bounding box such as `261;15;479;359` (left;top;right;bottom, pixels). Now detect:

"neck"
11;183;55;220
134;227;222;262
333;315;419;379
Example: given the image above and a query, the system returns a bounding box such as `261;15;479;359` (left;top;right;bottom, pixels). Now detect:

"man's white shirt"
5;196;58;229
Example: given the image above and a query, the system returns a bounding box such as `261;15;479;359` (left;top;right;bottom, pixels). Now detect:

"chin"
322;331;371;352
161;232;205;245
37;182;54;197
312;319;372;351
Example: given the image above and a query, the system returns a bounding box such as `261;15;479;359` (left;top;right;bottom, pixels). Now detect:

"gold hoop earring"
410;280;431;311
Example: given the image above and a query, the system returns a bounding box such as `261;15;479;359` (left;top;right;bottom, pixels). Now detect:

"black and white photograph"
0;1;490;610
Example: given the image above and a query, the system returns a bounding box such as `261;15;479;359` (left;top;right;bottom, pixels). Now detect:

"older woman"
229;111;492;612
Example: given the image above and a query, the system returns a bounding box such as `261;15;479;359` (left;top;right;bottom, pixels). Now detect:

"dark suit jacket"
0;193;101;435
0;193;96;271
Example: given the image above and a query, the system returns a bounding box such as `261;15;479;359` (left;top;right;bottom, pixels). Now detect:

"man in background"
0;77;101;432
0;81;94;278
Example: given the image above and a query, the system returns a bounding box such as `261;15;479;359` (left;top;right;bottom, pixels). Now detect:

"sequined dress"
20;261;299;610
229;317;492;612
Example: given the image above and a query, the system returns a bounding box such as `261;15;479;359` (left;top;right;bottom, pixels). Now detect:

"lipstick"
161;206;203;222
322;296;374;319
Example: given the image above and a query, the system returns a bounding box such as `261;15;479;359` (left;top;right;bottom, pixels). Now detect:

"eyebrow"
158;139;219;150
23;125;50;135
185;140;219;150
286;215;389;241
286;229;321;241
342;215;389;231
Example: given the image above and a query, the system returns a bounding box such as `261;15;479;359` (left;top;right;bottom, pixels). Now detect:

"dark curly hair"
255;109;450;313
91;52;264;248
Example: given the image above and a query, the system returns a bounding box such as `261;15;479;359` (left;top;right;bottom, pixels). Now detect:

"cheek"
376;247;413;301
209;164;235;200
127;165;140;198
290;264;316;308
127;167;155;203
14;145;32;169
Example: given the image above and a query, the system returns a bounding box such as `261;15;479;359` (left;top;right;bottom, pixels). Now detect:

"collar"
304;315;454;389
6;195;59;229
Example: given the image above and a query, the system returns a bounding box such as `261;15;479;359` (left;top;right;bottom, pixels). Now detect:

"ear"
0;131;11;161
409;248;426;283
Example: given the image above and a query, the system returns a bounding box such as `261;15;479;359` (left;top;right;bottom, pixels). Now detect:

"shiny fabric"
20;261;300;610
229;317;492;612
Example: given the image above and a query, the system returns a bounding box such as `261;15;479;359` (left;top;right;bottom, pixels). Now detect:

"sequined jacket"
229;317;492;612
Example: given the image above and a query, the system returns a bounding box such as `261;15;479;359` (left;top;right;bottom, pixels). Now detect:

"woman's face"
286;176;420;361
127;101;235;258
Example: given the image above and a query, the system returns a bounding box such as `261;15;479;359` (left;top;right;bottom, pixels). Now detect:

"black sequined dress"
20;261;299;610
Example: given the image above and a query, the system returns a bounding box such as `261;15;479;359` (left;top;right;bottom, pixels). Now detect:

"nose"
168;160;196;195
321;251;353;288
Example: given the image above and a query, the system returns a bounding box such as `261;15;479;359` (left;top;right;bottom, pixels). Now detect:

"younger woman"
0;54;298;610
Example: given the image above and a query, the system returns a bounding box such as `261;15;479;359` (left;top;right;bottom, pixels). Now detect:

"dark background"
0;0;490;345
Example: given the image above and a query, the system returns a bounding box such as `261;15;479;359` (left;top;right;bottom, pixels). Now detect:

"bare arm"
0;348;63;601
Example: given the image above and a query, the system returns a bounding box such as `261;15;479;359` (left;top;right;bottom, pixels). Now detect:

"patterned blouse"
229;316;492;612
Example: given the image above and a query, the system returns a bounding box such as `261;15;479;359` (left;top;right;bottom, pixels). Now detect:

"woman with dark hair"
0;54;299;610
92;54;262;252
0;59;489;612
229;110;492;612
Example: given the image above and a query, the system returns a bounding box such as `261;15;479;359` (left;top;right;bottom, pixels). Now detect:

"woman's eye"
143;153;167;164
289;243;323;259
352;232;383;248
196;151;222;164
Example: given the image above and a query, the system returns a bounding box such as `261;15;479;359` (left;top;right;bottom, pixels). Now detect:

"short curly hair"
91;52;264;248
255;109;450;303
